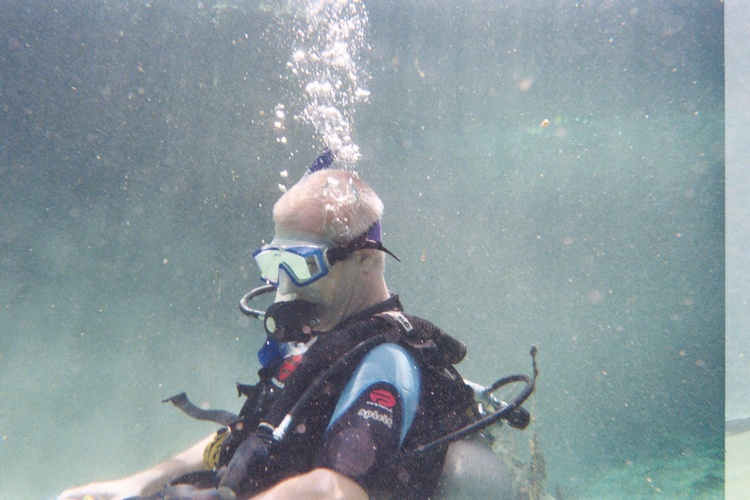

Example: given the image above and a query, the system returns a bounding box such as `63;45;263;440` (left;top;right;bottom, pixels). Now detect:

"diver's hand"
56;478;143;500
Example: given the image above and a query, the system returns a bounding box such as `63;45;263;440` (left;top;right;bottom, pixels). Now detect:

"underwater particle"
163;258;169;265
278;184;288;193
414;58;425;78
679;350;686;356
540;118;550;127
695;359;705;368
280;170;288;178
420;250;427;262
518;76;534;91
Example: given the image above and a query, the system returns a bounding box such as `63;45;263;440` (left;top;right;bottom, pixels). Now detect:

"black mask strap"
326;234;400;266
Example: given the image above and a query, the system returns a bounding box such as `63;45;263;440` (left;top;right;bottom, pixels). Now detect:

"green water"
0;1;723;498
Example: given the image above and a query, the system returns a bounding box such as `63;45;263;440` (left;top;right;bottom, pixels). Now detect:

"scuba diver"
58;151;535;500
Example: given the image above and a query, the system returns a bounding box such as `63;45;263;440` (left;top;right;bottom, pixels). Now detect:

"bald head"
273;169;383;245
269;169;391;329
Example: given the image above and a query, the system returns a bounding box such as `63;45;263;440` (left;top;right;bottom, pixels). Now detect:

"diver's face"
271;225;360;331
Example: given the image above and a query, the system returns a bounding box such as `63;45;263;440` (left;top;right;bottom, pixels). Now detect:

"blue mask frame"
253;245;332;287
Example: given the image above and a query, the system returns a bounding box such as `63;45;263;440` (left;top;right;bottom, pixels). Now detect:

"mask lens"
253;246;328;286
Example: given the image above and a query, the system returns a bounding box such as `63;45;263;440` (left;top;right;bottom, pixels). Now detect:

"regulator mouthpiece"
264;300;320;343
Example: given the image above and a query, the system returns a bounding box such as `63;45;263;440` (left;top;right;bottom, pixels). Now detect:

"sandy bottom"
726;430;750;499
558;446;723;499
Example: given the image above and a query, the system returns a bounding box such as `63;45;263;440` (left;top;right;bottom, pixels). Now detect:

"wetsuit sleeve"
314;343;420;494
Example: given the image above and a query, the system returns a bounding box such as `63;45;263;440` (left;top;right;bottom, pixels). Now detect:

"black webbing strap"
163;392;239;427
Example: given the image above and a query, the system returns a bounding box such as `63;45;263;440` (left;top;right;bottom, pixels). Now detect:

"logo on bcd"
358;408;393;428
369;388;397;408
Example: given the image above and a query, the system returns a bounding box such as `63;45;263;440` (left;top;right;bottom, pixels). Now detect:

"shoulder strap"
377;311;467;366
377;310;415;333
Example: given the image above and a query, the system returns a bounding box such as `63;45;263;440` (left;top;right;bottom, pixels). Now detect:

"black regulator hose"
268;329;399;441
402;345;538;458
239;284;276;319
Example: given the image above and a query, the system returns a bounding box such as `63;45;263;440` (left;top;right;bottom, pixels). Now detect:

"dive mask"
253;244;332;287
253;229;399;288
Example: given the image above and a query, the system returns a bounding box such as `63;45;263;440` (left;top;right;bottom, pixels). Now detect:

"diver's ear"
357;249;387;276
356;248;377;262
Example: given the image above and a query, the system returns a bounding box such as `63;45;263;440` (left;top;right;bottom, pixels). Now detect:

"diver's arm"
57;433;215;500
249;468;368;500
